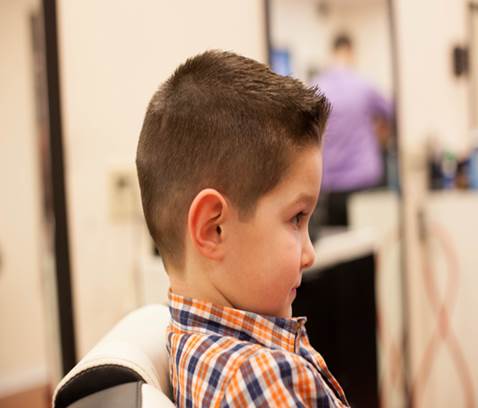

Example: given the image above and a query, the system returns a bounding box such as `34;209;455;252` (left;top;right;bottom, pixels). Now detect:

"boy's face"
216;146;322;318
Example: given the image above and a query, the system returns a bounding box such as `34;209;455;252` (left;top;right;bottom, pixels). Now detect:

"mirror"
267;1;405;407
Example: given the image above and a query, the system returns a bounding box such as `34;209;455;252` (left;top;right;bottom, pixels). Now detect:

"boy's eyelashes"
291;211;307;227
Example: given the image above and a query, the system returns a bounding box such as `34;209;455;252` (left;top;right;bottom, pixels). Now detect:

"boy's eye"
292;211;306;226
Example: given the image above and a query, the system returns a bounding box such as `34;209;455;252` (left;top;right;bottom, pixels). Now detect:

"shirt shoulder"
222;348;339;407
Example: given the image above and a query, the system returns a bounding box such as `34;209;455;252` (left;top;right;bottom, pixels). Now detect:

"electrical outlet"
108;168;140;222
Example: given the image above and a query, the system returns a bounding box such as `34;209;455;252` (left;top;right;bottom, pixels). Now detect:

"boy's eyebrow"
291;192;317;206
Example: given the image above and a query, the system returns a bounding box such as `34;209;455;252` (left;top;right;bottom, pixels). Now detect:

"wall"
0;0;50;396
396;0;477;406
397;0;470;153
57;0;267;358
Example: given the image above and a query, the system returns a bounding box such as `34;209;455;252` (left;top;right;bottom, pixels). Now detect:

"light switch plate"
108;168;140;222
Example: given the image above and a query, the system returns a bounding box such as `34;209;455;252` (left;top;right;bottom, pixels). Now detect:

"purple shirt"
312;67;393;192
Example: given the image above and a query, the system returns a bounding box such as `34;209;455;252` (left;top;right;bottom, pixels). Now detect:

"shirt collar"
168;290;307;353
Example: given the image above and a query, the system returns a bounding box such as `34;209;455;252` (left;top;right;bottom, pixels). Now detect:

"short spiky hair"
136;50;330;269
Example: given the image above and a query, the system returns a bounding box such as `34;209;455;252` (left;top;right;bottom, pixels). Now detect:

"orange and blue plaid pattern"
167;291;349;407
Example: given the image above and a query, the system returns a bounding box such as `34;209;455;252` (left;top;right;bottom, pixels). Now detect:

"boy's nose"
301;234;316;270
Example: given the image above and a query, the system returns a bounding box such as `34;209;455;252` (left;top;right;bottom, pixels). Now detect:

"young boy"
136;50;349;407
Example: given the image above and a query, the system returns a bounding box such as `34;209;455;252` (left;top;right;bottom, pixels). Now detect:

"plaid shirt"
167;291;349;407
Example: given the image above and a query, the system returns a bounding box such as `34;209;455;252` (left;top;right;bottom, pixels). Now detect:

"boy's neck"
168;268;234;309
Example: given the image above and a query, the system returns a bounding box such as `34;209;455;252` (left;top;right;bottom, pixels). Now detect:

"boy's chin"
249;300;293;318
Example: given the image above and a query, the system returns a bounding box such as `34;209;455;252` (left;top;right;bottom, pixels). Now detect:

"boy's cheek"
277;240;302;268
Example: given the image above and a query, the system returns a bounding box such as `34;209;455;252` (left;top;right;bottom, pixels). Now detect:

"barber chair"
52;304;174;407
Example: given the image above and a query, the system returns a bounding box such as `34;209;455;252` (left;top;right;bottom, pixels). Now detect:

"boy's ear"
187;188;228;261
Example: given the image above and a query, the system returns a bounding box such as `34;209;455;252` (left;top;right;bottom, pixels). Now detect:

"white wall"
57;0;267;358
396;0;477;406
397;0;469;154
424;193;478;408
0;0;50;396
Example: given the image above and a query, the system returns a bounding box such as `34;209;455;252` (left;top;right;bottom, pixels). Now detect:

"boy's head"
136;50;330;316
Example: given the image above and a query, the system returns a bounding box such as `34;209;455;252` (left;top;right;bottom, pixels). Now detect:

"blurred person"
136;50;349;407
310;33;393;227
